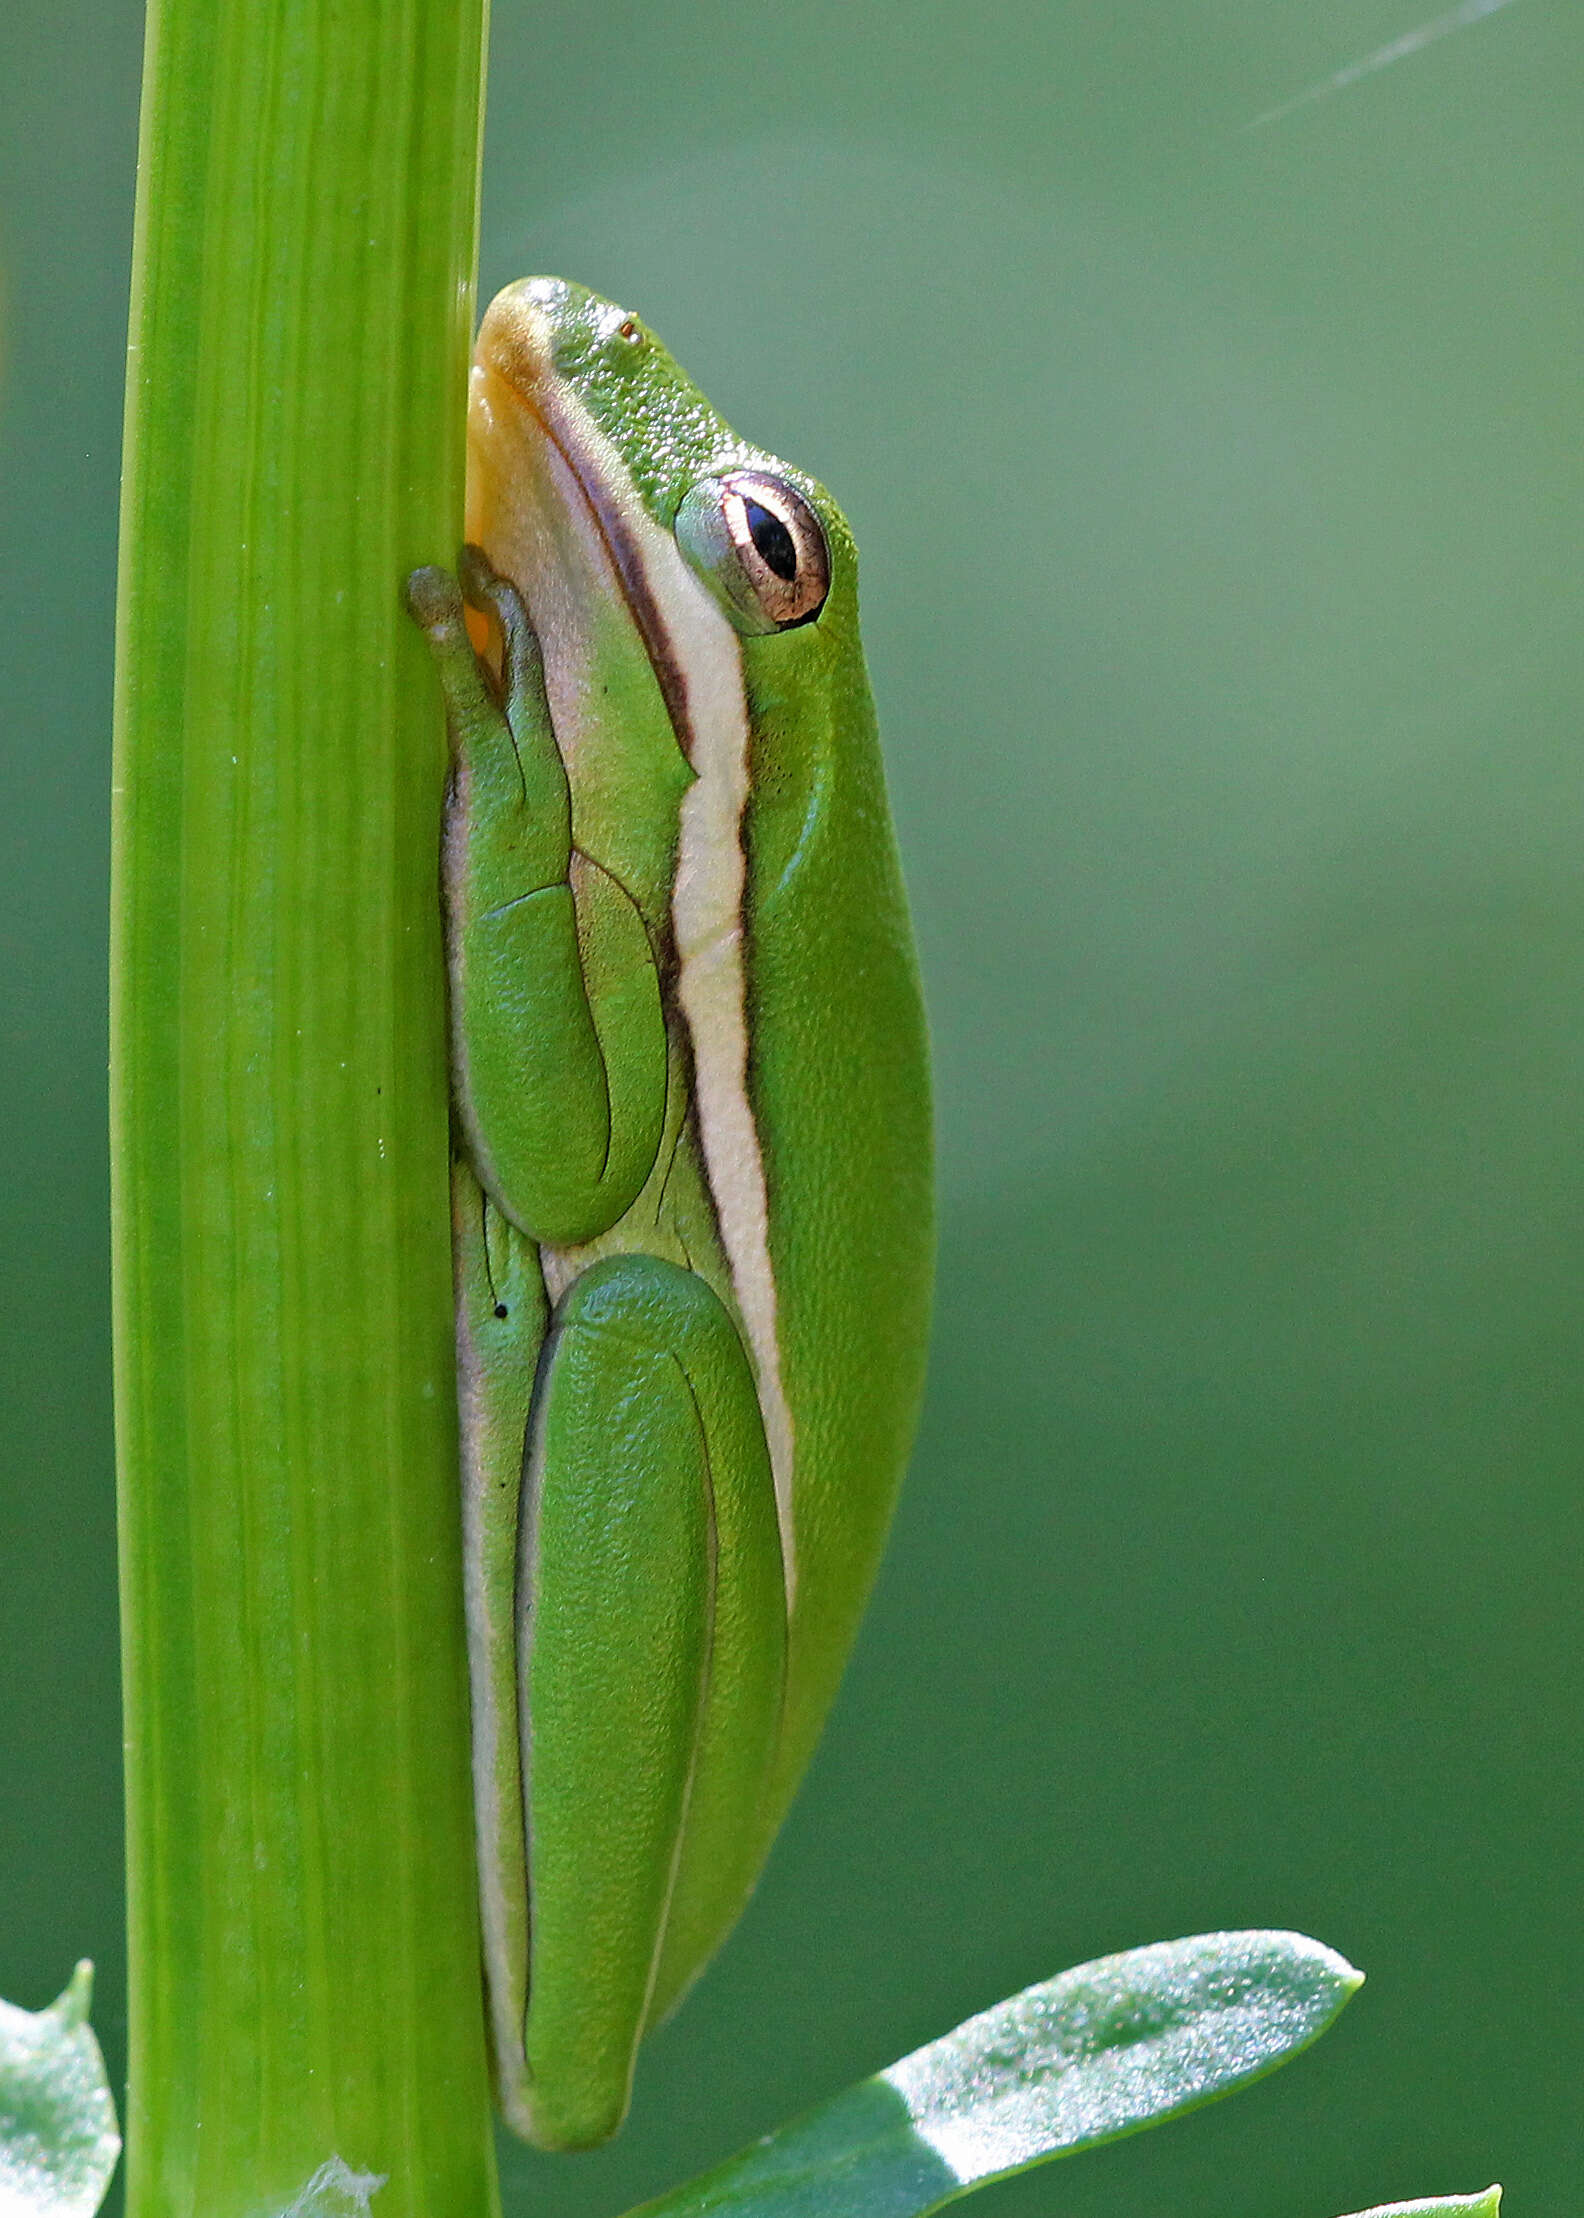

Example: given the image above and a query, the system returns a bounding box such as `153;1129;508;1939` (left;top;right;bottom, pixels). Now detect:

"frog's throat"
469;288;797;1600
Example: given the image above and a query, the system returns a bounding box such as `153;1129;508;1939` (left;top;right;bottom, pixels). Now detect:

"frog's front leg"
407;551;668;1248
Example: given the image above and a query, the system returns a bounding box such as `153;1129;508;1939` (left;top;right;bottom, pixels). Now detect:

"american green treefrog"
407;278;932;2152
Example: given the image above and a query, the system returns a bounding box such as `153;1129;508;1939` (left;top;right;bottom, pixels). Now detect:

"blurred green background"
3;3;1582;2215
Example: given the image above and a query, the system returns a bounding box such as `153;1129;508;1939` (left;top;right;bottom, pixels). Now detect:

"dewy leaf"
879;1927;1360;2183
637;1930;1362;2218
1331;2193;1501;2218
0;1963;121;2218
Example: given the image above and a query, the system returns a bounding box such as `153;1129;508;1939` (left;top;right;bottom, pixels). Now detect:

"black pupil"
745;500;799;582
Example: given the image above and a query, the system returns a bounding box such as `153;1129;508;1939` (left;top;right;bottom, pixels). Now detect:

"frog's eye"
674;471;831;634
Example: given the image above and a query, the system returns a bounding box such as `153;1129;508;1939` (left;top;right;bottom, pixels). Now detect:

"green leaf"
1331;2194;1502;2218
114;4;494;2212
637;1930;1362;2218
0;1963;121;2218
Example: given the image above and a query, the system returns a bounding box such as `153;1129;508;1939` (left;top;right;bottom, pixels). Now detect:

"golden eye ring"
674;470;831;634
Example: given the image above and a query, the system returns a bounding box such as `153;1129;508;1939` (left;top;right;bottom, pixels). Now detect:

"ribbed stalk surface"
111;4;497;2212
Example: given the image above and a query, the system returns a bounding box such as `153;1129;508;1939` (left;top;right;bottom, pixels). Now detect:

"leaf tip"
1271;1931;1363;2006
53;1960;95;2030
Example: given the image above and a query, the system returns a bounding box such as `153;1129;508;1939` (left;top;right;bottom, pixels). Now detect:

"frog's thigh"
521;1253;785;2151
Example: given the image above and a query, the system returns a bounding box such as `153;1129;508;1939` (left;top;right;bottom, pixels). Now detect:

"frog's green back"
538;279;933;1907
525;284;934;1825
741;553;934;1820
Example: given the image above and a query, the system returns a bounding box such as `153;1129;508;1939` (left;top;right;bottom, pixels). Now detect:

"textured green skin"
413;280;933;2151
740;619;933;1818
536;279;935;1817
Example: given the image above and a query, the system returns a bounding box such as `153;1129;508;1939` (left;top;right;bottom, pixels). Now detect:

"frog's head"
471;276;855;646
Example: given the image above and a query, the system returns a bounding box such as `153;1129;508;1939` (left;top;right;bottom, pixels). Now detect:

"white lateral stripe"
512;362;798;1597
647;523;799;1597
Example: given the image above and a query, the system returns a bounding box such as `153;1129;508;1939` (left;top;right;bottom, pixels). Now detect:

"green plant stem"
111;4;494;2213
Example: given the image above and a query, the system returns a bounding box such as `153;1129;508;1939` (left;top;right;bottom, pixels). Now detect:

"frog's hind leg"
518;1253;785;2151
